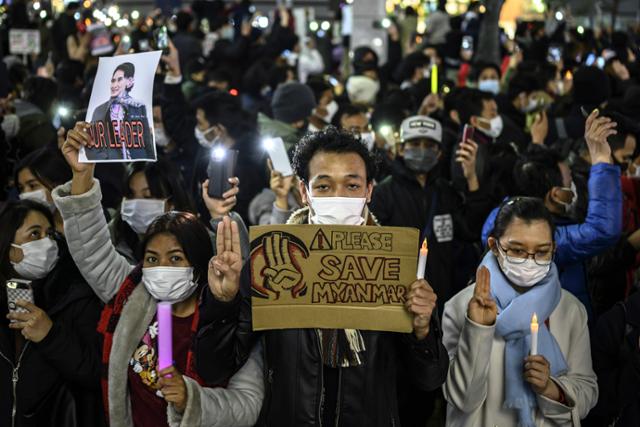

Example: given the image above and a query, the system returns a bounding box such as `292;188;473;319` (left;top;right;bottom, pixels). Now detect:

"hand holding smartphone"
462;124;475;143
207;149;239;199
6;279;34;322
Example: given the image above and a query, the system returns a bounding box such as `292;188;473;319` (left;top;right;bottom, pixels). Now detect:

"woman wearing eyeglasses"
442;197;598;427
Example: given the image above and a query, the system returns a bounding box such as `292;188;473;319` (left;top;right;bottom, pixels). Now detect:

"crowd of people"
1;0;640;426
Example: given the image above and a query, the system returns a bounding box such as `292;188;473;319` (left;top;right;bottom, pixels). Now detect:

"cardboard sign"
250;225;419;332
9;29;41;55
80;51;161;163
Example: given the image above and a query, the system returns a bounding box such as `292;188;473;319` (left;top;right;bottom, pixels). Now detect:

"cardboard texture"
250;225;419;332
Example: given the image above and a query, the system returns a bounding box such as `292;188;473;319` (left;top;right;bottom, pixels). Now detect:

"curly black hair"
292;126;378;184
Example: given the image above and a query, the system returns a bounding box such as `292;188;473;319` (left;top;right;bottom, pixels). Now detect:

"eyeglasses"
497;241;553;266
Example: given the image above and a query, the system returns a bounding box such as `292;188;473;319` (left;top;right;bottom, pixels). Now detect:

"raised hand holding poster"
250;225;419;332
80;51;161;163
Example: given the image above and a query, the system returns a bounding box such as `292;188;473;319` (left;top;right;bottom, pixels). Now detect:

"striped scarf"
96;266;204;419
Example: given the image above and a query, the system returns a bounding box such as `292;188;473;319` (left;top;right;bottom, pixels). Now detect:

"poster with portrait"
80;51;161;163
249;224;419;332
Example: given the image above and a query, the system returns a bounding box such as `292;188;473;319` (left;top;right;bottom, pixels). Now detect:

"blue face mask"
478;79;500;95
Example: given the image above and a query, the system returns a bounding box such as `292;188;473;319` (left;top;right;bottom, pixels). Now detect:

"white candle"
417;239;428;280
530;312;539;356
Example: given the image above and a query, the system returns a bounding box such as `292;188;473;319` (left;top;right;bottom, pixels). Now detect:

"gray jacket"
248;188;301;225
52;178;263;427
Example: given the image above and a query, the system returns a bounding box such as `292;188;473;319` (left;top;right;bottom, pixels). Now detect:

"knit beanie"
271;82;317;124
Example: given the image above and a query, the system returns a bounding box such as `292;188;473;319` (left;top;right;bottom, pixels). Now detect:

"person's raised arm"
555;109;622;266
196;216;255;384
53;123;134;303
443;267;497;412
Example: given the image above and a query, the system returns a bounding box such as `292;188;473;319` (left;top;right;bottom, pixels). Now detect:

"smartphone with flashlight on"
547;44;562;64
207;148;238;199
154;26;170;55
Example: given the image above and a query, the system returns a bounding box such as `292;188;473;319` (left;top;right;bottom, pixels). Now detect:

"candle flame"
421;238;428;251
531;312;538;326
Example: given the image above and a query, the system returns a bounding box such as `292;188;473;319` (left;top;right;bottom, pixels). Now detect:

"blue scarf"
480;252;568;427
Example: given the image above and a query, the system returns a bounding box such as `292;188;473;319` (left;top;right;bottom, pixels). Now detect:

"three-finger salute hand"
208;216;242;302
467;266;497;326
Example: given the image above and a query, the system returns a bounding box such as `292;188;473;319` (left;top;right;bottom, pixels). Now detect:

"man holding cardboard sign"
202;127;448;427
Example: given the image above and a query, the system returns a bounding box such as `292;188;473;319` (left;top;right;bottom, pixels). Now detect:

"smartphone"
585;53;596;66
462;124;475;143
6;279;34;321
154;26;170;54
461;36;473;51
596;57;605;69
120;35;132;52
547;45;562;64
264;137;293;176
207;149;238;199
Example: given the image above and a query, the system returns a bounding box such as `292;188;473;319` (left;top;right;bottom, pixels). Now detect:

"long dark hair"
14;146;72;191
141;212;213;284
490;197;556;241
0;200;55;284
115;158;196;256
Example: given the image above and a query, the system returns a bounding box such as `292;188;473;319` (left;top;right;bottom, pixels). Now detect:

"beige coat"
442;285;598;427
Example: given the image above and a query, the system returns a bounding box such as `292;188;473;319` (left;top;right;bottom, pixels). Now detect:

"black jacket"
196;211;449;427
585;292;640;427
259;326;447;427
369;160;492;307
0;245;105;427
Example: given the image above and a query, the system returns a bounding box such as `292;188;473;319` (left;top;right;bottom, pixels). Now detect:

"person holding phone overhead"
50;123;262;427
0;199;105;427
442;197;598;427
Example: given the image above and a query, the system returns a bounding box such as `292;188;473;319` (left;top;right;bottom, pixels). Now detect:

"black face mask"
612;155;630;172
403;147;439;173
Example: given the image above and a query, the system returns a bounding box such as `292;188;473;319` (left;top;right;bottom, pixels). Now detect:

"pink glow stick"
157;302;173;373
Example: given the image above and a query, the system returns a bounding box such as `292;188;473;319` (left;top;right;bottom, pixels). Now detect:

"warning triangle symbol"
310;229;332;250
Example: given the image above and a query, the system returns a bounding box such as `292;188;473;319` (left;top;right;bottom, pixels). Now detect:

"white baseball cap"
400;115;443;144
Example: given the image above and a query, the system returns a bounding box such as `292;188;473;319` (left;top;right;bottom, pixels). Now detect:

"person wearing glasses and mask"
481;109;622;320
443;197;598;427
202;127;449;426
49;123;263;427
0;199;105;427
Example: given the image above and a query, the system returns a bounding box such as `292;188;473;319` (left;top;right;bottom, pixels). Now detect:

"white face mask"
496;246;550;288
142;266;198;303
11;237;59;280
360;131;376;151
308;192;367;225
121;199;166;235
478;79;500;95
557;181;578;215
19;189;56;212
477;116;504;139
194;126;218;148
154;126;170;147
318;100;339;123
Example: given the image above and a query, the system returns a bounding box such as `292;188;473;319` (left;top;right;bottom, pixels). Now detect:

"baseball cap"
400;115;442;144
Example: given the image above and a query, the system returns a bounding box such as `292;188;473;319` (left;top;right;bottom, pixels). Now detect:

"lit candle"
157;302;173;373
417;238;428;280
530;312;539;356
431;64;438;94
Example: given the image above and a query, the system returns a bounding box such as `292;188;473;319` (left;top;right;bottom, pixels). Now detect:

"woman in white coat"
443;197;598;427
51;122;263;427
